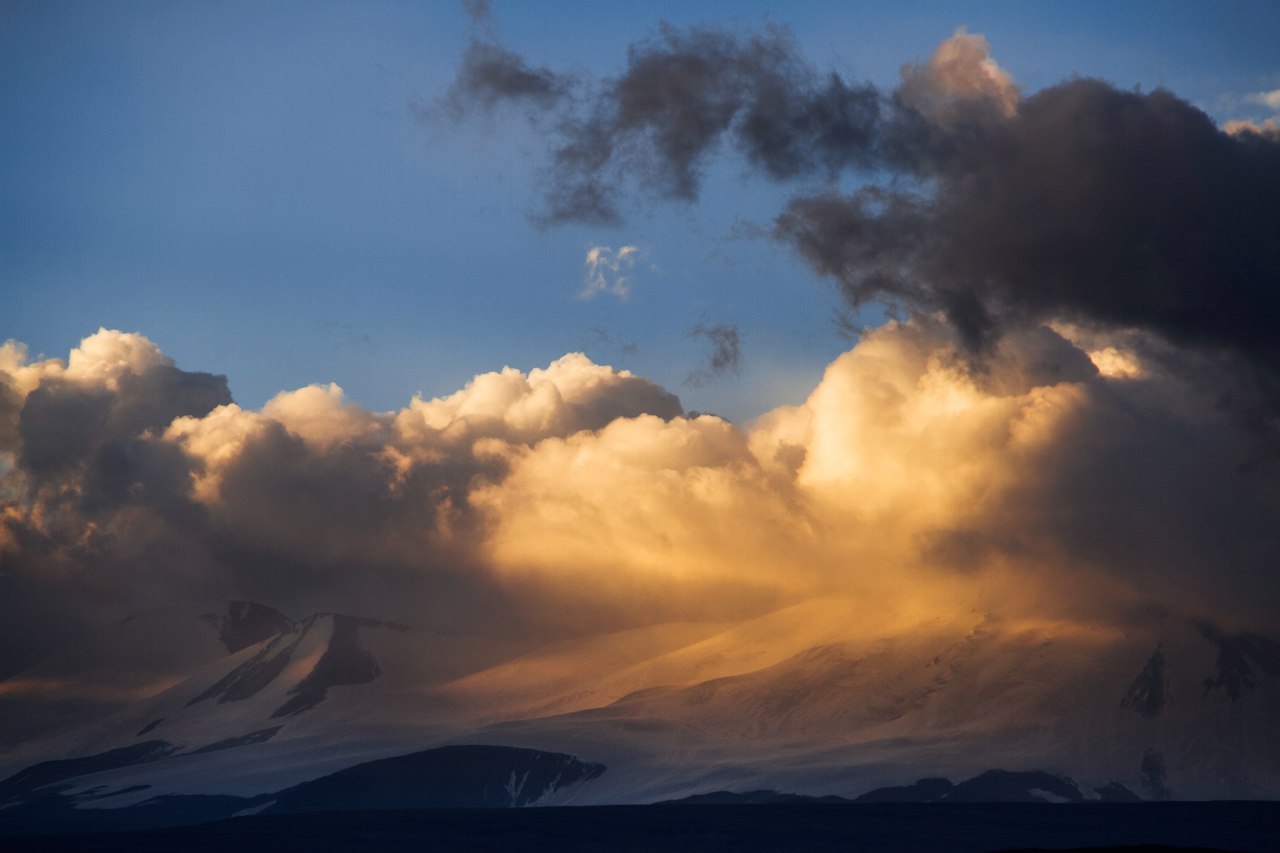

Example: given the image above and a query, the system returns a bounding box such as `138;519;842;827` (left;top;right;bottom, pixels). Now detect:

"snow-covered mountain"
441;602;1280;803
1;596;1277;825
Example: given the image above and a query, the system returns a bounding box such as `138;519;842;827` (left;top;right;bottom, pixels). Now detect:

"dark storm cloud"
448;24;1280;399
448;23;880;224
446;41;567;114
779;80;1280;369
562;25;876;199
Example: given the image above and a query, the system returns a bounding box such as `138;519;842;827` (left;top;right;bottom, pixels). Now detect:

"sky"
4;0;1280;422
2;0;1280;683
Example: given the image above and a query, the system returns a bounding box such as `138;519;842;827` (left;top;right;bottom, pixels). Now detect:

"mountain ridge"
1;598;1277;815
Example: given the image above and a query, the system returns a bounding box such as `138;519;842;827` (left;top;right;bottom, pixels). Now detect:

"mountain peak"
207;602;294;654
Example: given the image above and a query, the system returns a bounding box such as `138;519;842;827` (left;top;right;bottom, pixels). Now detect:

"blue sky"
4;0;1280;422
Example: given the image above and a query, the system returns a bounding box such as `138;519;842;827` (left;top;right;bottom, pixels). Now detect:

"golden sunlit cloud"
896;28;1020;127
2;314;1277;674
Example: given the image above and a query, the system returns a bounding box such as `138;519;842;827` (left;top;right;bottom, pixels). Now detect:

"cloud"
445;41;567;116
7;30;1280;681
261;383;383;451
393;352;681;443
442;26;1016;223
11;329;229;501
477;316;1280;635
461;0;493;27
471;412;807;626
895;27;1019;129
446;23;881;224
0;331;231;677
161;352;684;603
445;23;1280;419
5;321;1279;683
1246;89;1280;111
585;325;639;360
686;321;741;386
0;333;685;675
1225;118;1280;140
581;245;642;300
779;77;1280;392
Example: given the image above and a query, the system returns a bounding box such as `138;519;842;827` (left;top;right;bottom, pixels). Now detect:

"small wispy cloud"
686;321;741;386
580;245;642;300
1246;89;1280;111
461;0;492;27
587;325;639;358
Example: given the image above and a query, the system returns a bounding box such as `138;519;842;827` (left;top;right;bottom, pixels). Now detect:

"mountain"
657;790;853;805
265;745;605;812
854;770;1142;804
656;770;1145;806
0;595;1277;832
444;603;1280;802
0;604;239;750
0;745;606;836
